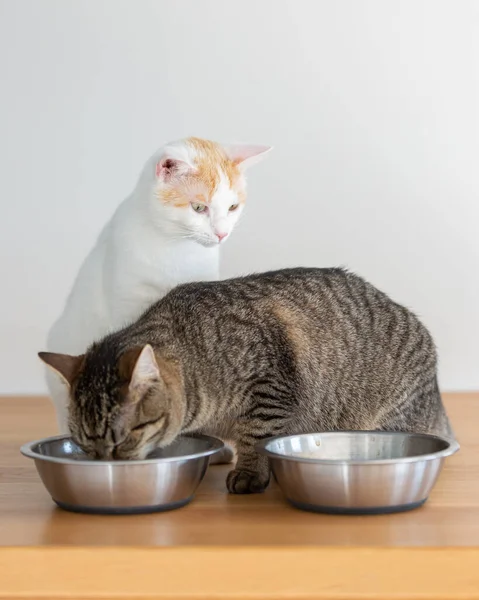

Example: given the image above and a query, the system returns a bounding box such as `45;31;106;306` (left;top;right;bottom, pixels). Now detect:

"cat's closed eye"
229;204;239;212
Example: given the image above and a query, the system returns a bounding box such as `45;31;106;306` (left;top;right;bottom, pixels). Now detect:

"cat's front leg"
227;414;287;494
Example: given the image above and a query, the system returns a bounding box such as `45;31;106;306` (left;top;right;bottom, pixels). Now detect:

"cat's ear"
223;144;272;170
125;345;160;404
38;352;84;388
155;156;194;182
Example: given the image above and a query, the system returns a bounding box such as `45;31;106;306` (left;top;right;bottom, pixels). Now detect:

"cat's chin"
195;237;222;249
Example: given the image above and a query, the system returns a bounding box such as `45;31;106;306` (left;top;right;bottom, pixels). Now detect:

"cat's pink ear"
155;157;193;181
127;345;160;402
223;144;272;170
38;352;84;387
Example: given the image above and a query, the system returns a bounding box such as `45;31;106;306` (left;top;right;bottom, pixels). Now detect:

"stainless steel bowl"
21;434;224;514
257;431;459;514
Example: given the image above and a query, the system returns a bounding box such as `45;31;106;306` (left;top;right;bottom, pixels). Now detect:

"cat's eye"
229;204;239;212
191;202;208;213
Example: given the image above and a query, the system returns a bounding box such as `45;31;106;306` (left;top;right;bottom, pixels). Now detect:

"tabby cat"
40;268;453;494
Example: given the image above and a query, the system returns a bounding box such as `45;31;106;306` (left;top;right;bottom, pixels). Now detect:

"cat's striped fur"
40;268;453;494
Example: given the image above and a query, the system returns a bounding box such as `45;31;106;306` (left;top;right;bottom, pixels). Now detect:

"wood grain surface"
0;393;478;599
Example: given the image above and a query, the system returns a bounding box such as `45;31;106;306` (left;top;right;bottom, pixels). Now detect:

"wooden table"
0;394;478;599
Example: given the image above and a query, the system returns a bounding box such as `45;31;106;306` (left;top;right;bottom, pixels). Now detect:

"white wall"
0;0;478;394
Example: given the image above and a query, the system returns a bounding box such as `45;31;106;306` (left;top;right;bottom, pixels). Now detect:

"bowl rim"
256;430;460;465
20;433;224;466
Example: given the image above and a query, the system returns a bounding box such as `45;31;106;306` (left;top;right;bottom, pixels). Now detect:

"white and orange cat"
47;137;271;433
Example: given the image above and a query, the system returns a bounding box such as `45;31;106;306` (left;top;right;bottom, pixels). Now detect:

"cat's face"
39;345;184;460
152;138;271;247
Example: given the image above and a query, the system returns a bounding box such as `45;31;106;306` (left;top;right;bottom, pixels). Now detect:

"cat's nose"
215;231;228;242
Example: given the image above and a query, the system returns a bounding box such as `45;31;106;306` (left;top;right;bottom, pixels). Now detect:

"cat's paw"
226;468;269;494
210;445;235;465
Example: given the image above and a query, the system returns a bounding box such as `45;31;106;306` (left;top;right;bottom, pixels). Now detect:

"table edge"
1;546;479;599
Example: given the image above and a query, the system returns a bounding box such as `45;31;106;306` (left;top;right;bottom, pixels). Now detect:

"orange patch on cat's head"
187;137;242;201
157;137;244;208
160;186;190;208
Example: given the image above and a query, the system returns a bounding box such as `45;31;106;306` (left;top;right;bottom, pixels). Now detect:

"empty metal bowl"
257;431;459;514
21;434;224;514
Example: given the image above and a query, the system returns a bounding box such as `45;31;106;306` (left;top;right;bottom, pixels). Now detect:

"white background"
1;0;478;394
